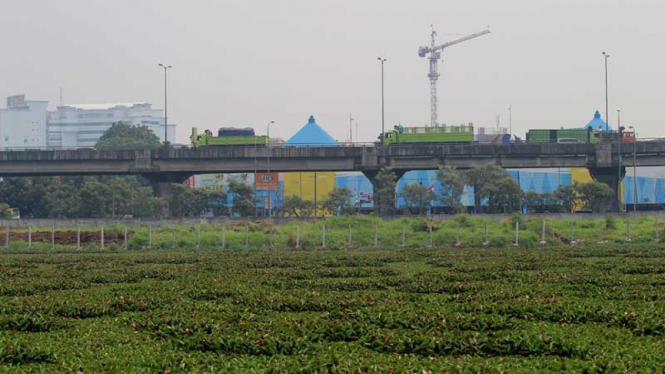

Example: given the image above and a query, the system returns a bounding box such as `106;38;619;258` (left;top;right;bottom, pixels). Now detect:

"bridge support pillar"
363;168;406;216
144;173;191;197
589;166;625;213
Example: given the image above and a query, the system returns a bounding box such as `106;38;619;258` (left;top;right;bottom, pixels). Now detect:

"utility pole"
629;124;637;213
377;57;387;144
508;104;512;135
602;52;610;129
617;107;623;213
158;63;172;144
266;120;276;217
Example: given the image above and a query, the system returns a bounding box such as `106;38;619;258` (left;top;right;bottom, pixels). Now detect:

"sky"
1;0;664;143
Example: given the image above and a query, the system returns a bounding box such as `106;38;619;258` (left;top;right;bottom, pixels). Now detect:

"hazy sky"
1;0;664;142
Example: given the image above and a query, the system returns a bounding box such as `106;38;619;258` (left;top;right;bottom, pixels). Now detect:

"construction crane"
419;26;490;127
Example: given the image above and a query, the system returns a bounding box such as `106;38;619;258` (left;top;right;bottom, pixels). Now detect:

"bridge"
1;141;664;212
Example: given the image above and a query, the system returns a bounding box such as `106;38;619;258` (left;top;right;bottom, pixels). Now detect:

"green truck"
526;128;600;144
191;127;267;147
381;124;474;145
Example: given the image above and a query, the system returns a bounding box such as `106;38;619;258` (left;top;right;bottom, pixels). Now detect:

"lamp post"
377;57;387;144
266;120;275;217
158;63;172;144
617;107;623;213
602;52;610;129
629;125;637;212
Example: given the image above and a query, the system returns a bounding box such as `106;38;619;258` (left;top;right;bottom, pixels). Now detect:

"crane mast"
419;26;490;126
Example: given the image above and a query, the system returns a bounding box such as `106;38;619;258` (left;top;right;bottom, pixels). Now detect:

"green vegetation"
1;220;665;372
94;122;162;149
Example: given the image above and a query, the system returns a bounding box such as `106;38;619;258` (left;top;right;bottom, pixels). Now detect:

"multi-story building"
48;102;174;147
0;95;48;148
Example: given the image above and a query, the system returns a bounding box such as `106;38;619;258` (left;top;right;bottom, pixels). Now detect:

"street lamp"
617;107;624;213
266;120;276;217
602;52;610;129
377;57;387;144
158;63;172;144
629;125;637;212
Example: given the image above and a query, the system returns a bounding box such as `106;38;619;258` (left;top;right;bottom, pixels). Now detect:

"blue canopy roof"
585;110;610;131
284;115;338;146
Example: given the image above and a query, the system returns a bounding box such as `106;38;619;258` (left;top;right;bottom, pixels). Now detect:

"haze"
1;0;663;143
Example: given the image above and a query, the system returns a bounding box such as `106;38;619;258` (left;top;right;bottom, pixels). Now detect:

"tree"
78;179;112;217
553;185;575;213
0;177;51;218
463;165;509;213
95;122;161;149
436;165;465;213
484;176;522;213
282;195;316;217
575;181;613;213
209;190;228;217
44;182;81;218
227;179;256;217
131;187;165;218
399;183;435;215
523;191;543;213
322;187;354;216
374;167;398;216
169;183;195;218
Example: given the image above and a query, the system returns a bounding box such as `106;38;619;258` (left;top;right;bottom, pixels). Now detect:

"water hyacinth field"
1;216;665;372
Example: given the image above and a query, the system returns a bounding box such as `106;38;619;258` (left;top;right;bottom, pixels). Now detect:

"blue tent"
284;115;337;146
585;110;610;131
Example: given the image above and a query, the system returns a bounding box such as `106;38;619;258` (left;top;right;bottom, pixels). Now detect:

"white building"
48;102;175;147
0;95;48;148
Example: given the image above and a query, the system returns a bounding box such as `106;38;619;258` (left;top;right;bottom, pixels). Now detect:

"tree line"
0;123;615;218
389;164;614;215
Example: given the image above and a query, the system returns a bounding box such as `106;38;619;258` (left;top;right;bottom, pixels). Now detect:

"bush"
510;213;527;230
605;215;617;230
453;214;473;228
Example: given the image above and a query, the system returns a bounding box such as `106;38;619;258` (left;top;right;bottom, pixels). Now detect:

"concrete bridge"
1;142;664;212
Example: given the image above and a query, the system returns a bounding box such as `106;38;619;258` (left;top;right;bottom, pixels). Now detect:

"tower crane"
419;26;490;127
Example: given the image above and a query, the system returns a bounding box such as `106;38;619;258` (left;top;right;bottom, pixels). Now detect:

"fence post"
51;227;55;250
513;222;519;246
401;221;406;249
455;223;461;247
655;217;660;242
374;225;378;248
101;227;105;250
427;222;433;248
4;225;8;248
347;225;352;250
270;226;274;250
27;226;32;249
540;220;546;245
321;224;325;250
570;222;576;245
124;227;128;250
482;220;489;246
625;217;632;242
77;227;81;250
295;225;300;249
244;225;249;248
222;225;226;249
148;226;152;249
196;225;201;249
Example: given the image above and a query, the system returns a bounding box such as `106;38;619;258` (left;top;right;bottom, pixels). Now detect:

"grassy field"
2;214;664;252
2;242;665;372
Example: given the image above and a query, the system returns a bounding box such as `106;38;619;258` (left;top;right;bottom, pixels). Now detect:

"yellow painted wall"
570;168;593;212
571;167;623;211
283;172;336;202
570;168;593;184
